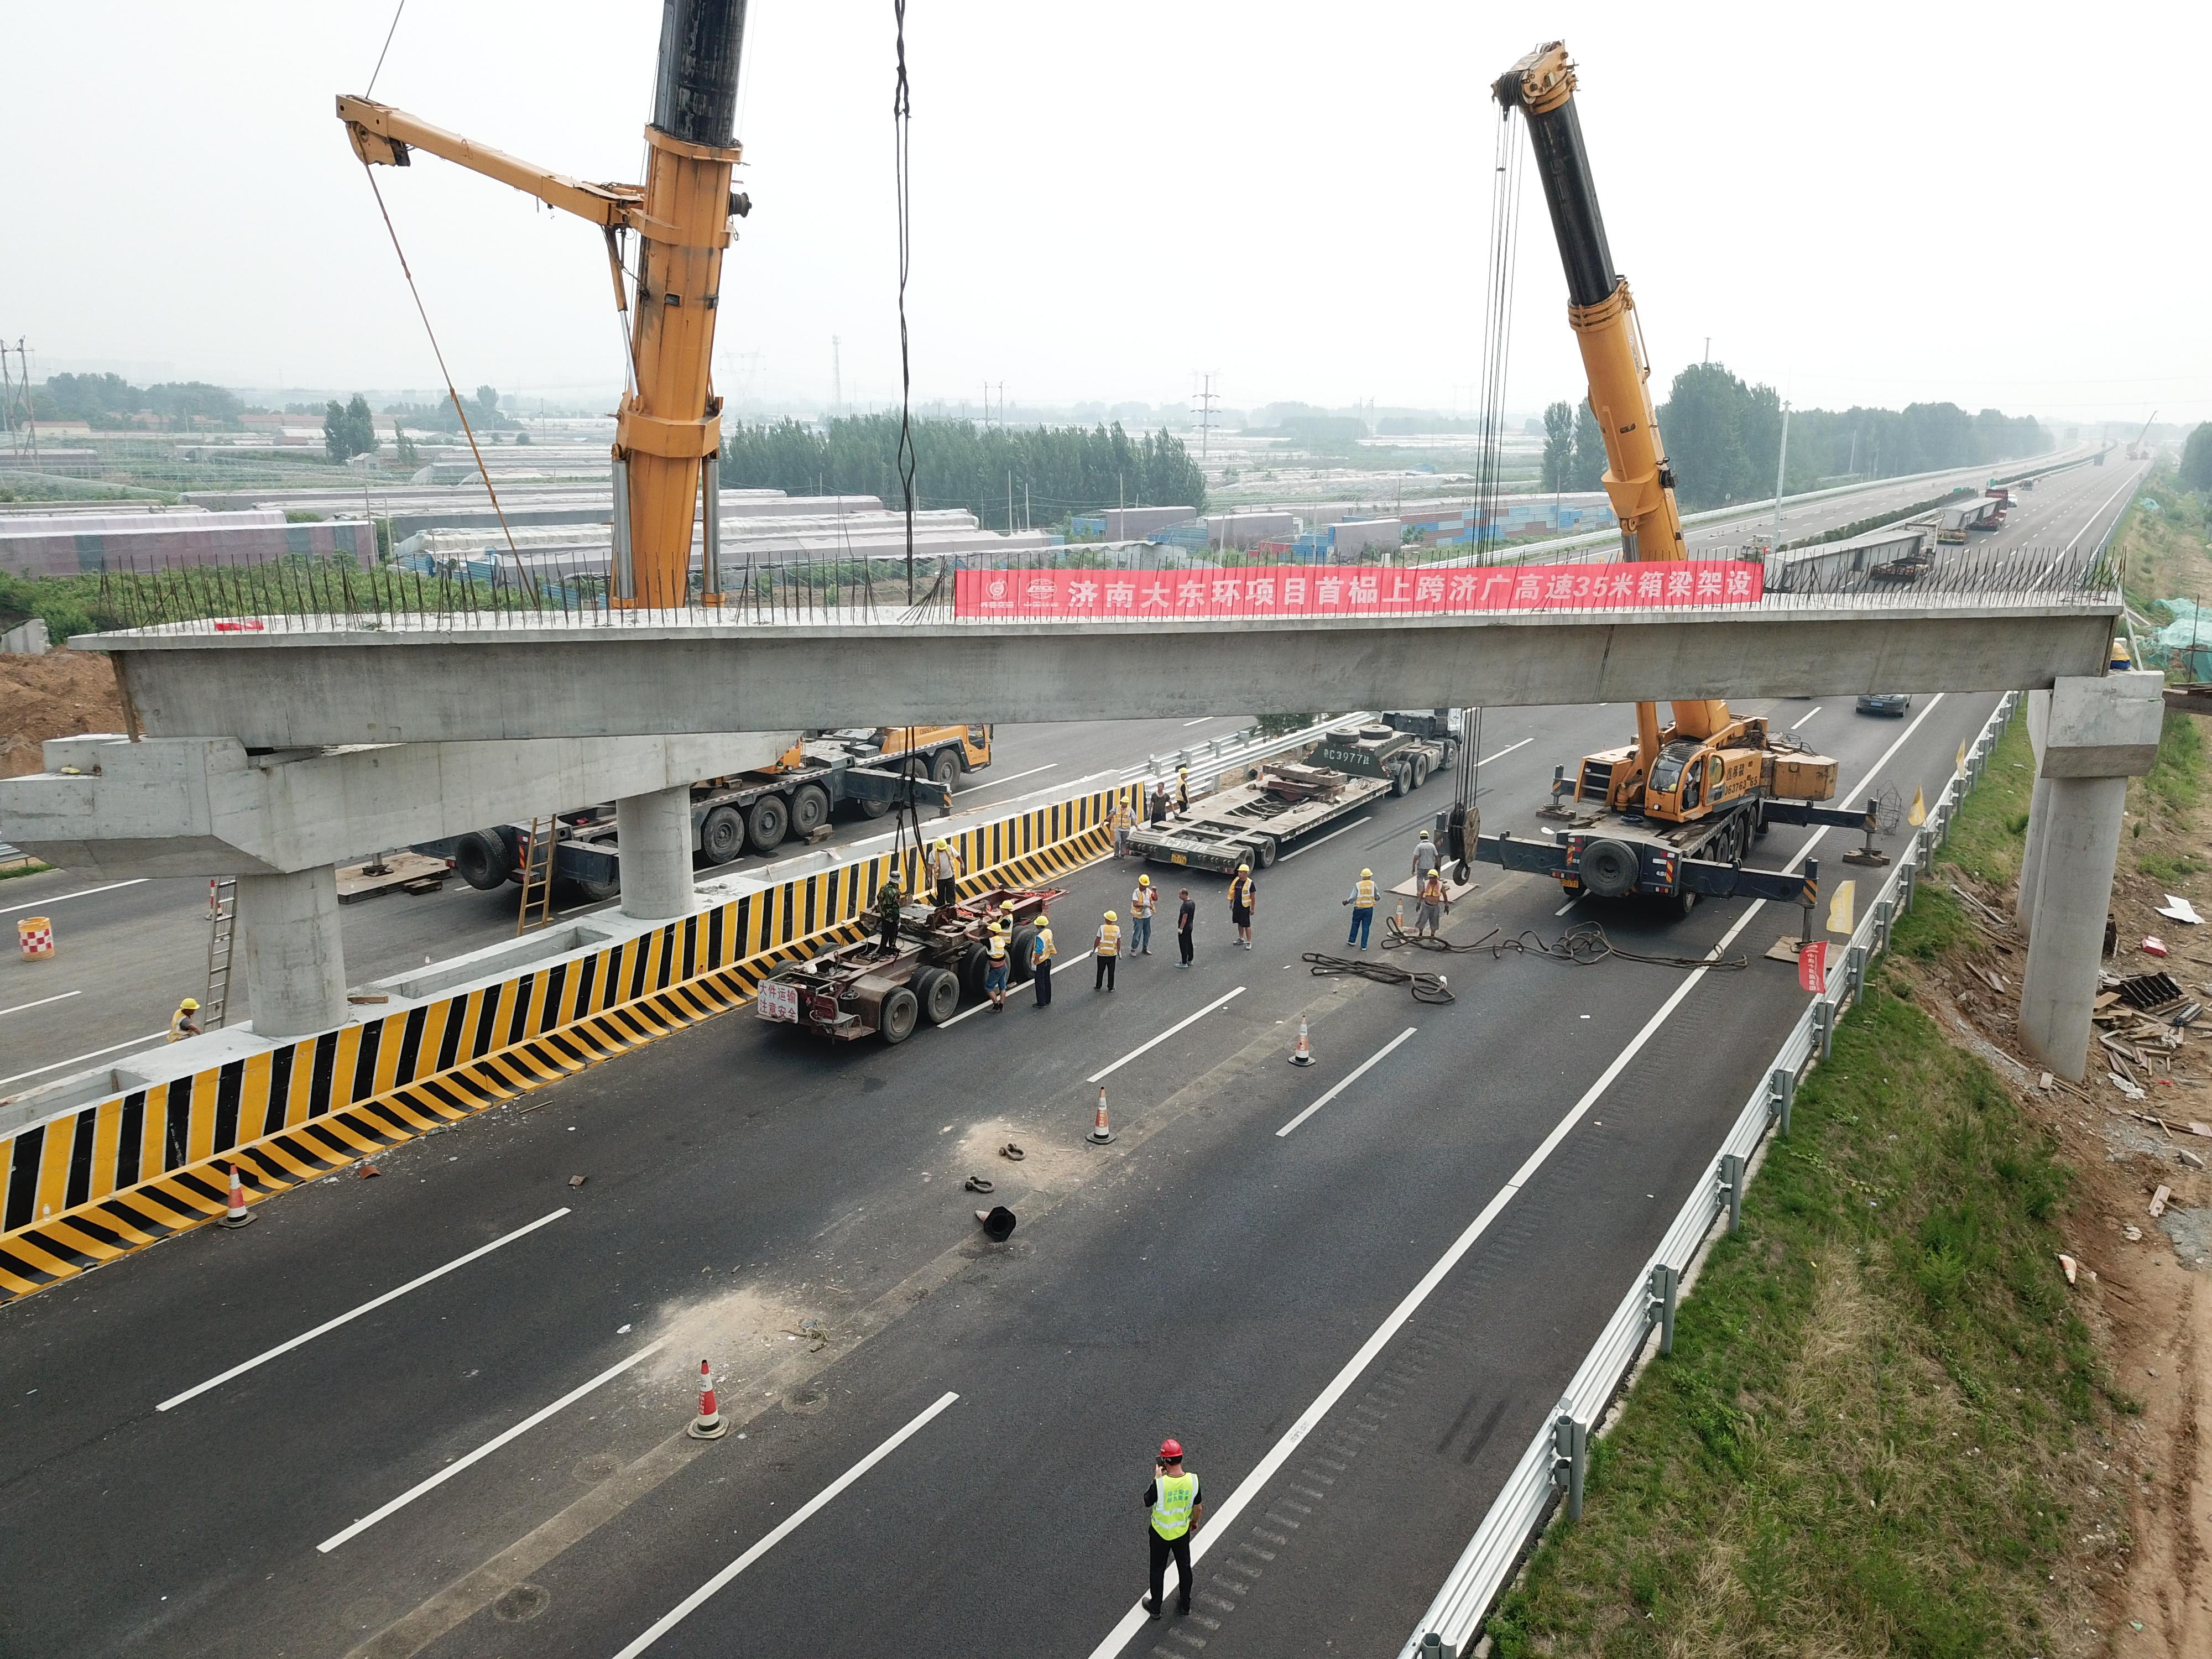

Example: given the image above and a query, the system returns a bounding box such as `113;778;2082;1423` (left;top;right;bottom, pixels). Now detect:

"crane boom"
338;0;750;609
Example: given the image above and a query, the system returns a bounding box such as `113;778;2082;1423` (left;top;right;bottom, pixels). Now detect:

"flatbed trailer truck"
754;880;1063;1044
1127;723;1449;874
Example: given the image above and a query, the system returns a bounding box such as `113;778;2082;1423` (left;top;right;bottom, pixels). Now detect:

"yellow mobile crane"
1475;43;1877;915
338;0;748;609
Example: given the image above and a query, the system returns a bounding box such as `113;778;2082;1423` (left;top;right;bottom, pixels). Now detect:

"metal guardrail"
1399;687;2023;1657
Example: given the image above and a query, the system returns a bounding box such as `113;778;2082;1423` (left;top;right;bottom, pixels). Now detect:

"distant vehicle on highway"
1855;693;1911;717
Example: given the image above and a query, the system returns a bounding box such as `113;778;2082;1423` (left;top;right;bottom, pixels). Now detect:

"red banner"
1797;940;1829;995
953;560;1762;620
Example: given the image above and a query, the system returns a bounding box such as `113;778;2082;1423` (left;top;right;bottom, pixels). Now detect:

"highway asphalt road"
0;683;2012;1658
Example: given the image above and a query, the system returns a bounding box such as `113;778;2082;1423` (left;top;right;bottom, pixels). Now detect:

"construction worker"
1175;766;1191;816
984;918;1011;1010
1228;862;1256;950
1176;887;1196;968
1148;782;1171;829
1411;826;1441;881
1129;873;1157;955
1112;791;1136;859
1142;1437;1203;1620
873;877;904;956
168;996;202;1042
1030;910;1057;1007
1094;909;1121;991
1414;864;1451;939
930;837;965;910
1343;866;1379;949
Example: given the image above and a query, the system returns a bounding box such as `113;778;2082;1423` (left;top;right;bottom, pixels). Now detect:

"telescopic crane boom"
337;0;750;609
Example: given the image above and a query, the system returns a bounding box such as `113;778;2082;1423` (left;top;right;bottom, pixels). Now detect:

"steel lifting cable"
1302;953;1456;1004
891;0;918;606
1381;915;1744;972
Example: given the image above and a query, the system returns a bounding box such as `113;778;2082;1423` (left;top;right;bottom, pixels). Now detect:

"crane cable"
1302;953;1455;1004
1383;915;1745;972
892;0;918;607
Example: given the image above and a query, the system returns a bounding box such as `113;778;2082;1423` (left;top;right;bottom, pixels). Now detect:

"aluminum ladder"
204;877;238;1029
517;820;556;934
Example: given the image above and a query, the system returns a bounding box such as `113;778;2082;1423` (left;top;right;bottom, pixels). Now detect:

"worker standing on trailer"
1414;864;1451;939
1176;887;1196;968
1228;863;1256;950
1030;910;1057;1006
1129;874;1157;955
1149;782;1171;829
1094;910;1122;992
1411;827;1441;881
168;996;202;1042
1112;792;1136;859
1343;867;1379;950
930;838;965;910
1141;1438;1203;1620
1175;766;1191;816
873;877;904;955
984;918;1011;1011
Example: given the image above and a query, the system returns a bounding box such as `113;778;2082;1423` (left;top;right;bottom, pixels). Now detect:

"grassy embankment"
1481;711;2141;1658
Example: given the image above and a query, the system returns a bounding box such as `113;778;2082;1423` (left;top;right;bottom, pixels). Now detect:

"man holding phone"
1142;1437;1203;1619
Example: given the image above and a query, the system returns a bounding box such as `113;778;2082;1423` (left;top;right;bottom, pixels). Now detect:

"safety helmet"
1138;874;1150;886
1420;828;1431;841
1160;1438;1184;1460
1237;863;1250;873
1105;910;1118;922
935;838;948;850
1002;898;1017;910
1360;868;1372;878
180;997;199;1010
1178;766;1188;775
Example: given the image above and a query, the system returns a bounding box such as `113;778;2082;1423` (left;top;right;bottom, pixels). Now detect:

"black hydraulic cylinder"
1492;79;1617;310
653;0;748;146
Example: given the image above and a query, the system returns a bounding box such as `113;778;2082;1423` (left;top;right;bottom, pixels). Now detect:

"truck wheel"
453;830;511;891
1437;739;1458;771
790;784;831;837
700;806;745;865
1390;763;1411;797
879;986;920;1044
1412;753;1431;789
571;874;620;903
961;942;991;1000
1673;887;1700;919
1009;924;1040;983
1253;837;1278;870
745;794;790;852
1579;837;1640;899
858;795;892;819
914;965;961;1025
932;749;962;792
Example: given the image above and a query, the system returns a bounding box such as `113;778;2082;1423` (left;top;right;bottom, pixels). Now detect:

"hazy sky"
5;2;2203;427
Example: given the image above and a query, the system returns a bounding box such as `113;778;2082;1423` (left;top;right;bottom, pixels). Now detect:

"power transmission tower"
1192;372;1220;461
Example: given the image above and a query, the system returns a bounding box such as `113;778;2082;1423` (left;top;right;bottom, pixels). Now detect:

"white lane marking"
954;763;1058;796
318;1338;665;1552
1788;706;1823;731
611;1391;961;1658
158;1208;573;1412
1276;1027;1417;1138
1475;737;1534;767
1;879;148;917
1554;894;1580;917
1279;817;1373;860
0;990;81;1020
1181;717;1217;727
937;950;1095;1027
1087;987;1246;1083
0;1031;170;1092
1083;687;1970;1657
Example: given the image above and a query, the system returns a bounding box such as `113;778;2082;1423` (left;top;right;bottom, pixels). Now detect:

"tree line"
1540;363;2052;511
2180;424;2212;494
719;414;1208;528
27;372;243;430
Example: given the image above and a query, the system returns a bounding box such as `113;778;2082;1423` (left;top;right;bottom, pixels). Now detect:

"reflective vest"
987;927;1008;962
168;1008;197;1042
1353;874;1377;909
1097;921;1121;957
1032;926;1055;963
1131;888;1155;917
932;846;959;879
1112;805;1134;831
1420;872;1446;904
1151;1472;1198;1540
1230;875;1254;908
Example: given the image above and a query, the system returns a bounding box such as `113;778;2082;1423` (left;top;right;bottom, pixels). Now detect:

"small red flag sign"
1798;940;1829;995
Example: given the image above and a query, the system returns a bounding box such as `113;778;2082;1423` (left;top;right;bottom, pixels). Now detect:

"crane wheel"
858;795;892;819
914;966;961;1026
452;830;512;891
879;986;920;1044
1578;837;1640;899
932;750;962;792
700;806;745;865
790;784;831;837
745;795;790;852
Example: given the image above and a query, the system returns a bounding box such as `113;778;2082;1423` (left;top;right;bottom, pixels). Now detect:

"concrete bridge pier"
614;786;697;920
237;867;348;1039
2016;672;2166;1082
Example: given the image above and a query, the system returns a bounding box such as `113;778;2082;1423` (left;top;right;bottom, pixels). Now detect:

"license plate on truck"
757;980;800;1022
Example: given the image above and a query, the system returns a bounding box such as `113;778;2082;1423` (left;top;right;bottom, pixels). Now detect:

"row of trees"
380;385;515;431
30;372;243;430
1540;364;2052;512
2180;424;2212;494
719;414;1208;528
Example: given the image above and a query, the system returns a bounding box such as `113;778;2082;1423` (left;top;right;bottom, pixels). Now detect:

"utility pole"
1703;336;1710;366
1192;372;1220;461
831;335;842;419
1006;469;1014;534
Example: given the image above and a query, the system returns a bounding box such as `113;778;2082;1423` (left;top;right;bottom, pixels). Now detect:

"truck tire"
1009;924;1039;983
789;784;830;837
1412;753;1431;789
452;830;511;891
961;942;991;1000
572;873;620;903
1437;739;1458;771
1672;886;1700;919
932;749;962;792
745;794;790;852
700;806;745;865
1252;837;1278;870
914;965;961;1026
879;985;920;1045
858;795;892;819
1579;837;1640;899
1390;763;1411;797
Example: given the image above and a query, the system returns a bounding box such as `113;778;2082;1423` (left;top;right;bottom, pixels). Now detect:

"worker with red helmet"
1142;1436;1204;1619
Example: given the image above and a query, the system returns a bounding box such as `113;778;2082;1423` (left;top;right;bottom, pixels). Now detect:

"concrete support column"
2013;774;2054;937
2016;776;2128;1082
616;786;696;920
237;865;347;1040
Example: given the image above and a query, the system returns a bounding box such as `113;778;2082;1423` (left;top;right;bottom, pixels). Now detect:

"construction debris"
2156;894;2204;925
2059;1253;2079;1285
2113;970;2184;1010
2150;1185;2173;1218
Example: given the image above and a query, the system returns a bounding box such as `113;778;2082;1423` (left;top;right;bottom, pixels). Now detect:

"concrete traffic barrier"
16;916;53;961
687;1359;727;1440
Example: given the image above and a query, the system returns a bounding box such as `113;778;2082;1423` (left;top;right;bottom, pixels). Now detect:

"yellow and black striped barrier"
0;790;1120;1301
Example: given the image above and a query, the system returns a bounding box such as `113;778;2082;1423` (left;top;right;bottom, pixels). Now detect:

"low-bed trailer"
1126;723;1449;874
754;881;1063;1044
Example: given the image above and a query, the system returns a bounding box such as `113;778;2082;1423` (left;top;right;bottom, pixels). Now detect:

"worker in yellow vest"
1175;766;1191;816
1094;909;1121;992
168;996;202;1042
1228;863;1256;950
1129;873;1157;955
1030;912;1057;1008
930;837;966;910
984;920;1011;1010
1343;866;1379;950
1415;864;1451;939
1142;1437;1203;1620
1112;791;1136;859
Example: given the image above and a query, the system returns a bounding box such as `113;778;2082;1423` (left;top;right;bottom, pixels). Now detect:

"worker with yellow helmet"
1228;861;1256;950
1030;906;1057;1008
1128;872;1157;956
169;995;203;1042
930;836;966;910
1343;865;1379;950
1094;908;1122;992
1112;790;1136;859
983;914;1012;1010
1175;767;1191;816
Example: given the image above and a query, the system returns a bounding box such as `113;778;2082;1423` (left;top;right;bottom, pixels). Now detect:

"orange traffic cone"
1087;1086;1117;1145
1288;1016;1316;1067
687;1359;727;1439
218;1164;255;1229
